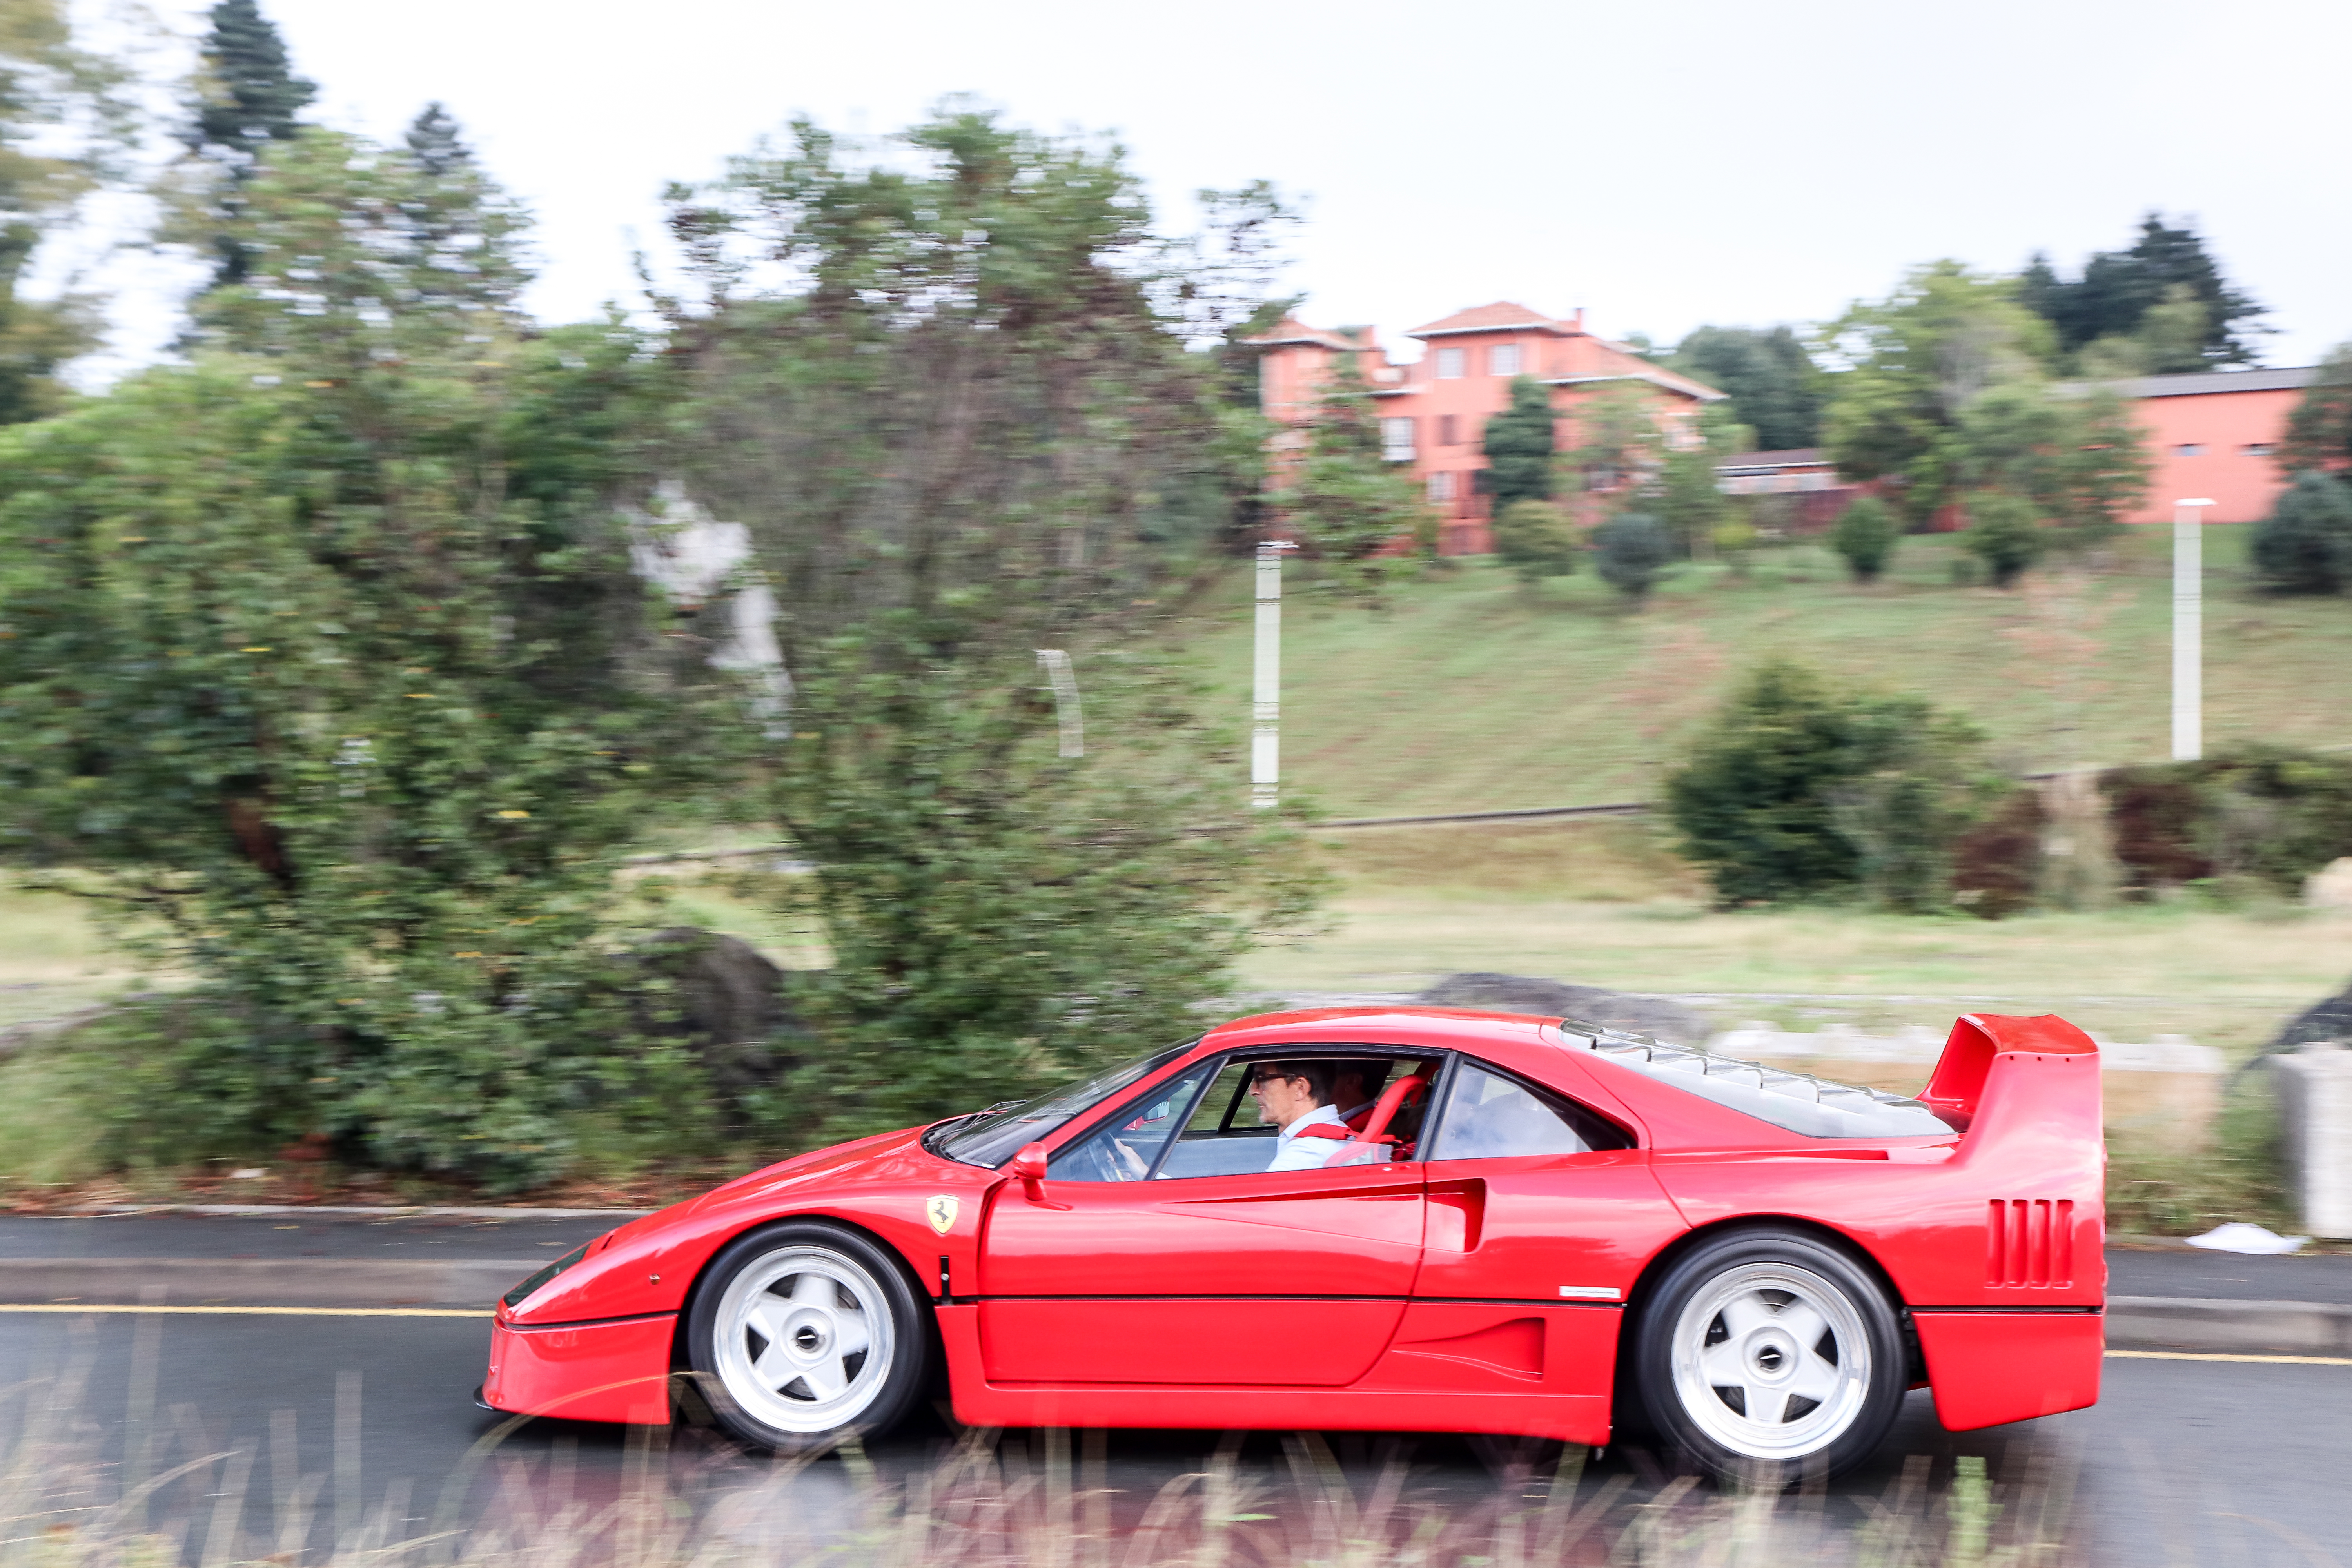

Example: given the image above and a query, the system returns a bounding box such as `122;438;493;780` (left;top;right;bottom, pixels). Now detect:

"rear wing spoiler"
1923;1013;2102;1148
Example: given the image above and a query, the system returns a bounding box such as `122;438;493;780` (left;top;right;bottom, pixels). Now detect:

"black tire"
1631;1227;1906;1485
684;1220;933;1454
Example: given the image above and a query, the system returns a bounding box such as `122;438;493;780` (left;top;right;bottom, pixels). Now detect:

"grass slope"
1183;524;2352;819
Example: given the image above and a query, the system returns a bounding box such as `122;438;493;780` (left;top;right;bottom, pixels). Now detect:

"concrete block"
2274;1042;2352;1240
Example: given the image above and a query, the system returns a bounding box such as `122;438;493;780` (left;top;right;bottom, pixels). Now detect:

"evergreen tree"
181;0;313;286
2284;345;2352;475
188;0;312;158
2019;214;2266;368
1668;325;1822;450
1491;498;1577;586
1829;495;1899;583
405;101;469;175
1666;659;1994;910
1594;510;1670;602
1961;491;2046;588
2252;471;2352;594
1276;349;1436;586
1480;374;1555;508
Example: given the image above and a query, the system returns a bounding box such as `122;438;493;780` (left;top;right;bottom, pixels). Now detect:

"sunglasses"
1249;1069;1303;1087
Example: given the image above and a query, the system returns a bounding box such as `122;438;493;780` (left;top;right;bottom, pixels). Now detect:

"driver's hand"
1112;1139;1149;1180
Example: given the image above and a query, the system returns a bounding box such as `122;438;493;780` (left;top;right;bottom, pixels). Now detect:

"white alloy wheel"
710;1246;896;1434
1669;1260;1871;1460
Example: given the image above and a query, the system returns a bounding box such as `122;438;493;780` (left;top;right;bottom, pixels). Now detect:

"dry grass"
1253;819;2350;1062
0;1359;2084;1568
0;886;146;1031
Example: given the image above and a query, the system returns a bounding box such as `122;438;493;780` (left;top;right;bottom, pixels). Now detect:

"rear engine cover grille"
1986;1198;2074;1287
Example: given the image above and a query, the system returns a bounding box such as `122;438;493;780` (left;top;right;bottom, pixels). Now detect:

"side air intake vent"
1986;1199;2074;1287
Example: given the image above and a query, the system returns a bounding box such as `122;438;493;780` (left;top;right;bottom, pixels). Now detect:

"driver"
1251;1061;1383;1171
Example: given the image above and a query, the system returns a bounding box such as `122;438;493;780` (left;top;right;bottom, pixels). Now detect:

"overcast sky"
87;0;2352;370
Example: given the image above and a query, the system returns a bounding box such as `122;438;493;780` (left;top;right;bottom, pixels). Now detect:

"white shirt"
1267;1105;1388;1172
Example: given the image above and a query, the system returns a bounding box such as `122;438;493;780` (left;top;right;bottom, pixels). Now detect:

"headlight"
503;1242;590;1308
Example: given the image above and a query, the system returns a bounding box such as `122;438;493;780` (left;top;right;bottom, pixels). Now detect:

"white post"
2172;499;2213;762
1251;542;1295;808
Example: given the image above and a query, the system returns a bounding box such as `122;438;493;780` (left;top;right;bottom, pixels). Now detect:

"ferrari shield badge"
925;1195;960;1236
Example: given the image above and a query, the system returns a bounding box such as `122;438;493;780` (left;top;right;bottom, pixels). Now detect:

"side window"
1427;1061;1631;1161
1047;1062;1218;1181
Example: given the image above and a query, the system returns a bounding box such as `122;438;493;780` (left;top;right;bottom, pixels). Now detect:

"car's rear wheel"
685;1221;931;1454
1632;1228;1906;1485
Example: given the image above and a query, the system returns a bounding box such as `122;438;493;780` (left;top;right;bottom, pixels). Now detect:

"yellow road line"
2108;1349;2352;1366
0;1304;490;1318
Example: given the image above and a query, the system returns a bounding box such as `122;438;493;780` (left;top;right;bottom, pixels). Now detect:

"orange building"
1248;302;1724;555
2096;366;2316;524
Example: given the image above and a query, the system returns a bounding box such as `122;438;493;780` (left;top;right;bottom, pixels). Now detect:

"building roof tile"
1405;301;1573;339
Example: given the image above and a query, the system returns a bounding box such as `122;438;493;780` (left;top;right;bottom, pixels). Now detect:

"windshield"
926;1040;1199;1169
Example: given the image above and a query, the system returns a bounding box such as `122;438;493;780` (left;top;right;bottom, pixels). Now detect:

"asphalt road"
0;1303;2340;1564
0;1211;622;1261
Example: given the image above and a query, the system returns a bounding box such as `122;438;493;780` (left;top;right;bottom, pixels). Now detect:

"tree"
770;643;1325;1136
1962;491;2046;588
405;100;468;175
2017;214;2266;369
1594;511;1670;602
0;129;720;1189
2283;345;2352;475
1668;325;1822;450
1491;498;1577;585
1666;659;1994;909
177;0;314;286
2251;471;2352;593
1829;495;1899;583
1819;263;2056;524
1278;349;1436;586
0;0;134;423
1481;374;1556;509
659;106;1328;1139
1948;382;2150;551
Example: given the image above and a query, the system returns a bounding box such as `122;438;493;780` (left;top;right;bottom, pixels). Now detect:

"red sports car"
479;1007;2104;1481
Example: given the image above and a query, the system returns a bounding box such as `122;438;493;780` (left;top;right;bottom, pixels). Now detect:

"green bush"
2251;470;2352;593
1593;511;1671;601
1491;499;1579;584
2103;745;2352;897
1828;495;1899;582
1666;659;1997;909
1961;490;2046;588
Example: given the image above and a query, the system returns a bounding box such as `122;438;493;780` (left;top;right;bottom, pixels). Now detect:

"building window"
1490;343;1521;377
1436;347;1465;379
1380;417;1416;461
1427;471;1455;502
1438;414;1458;446
2175;443;2205;456
2243;442;2275;456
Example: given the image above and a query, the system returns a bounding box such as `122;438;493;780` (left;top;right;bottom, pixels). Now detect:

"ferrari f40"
479;1007;2105;1482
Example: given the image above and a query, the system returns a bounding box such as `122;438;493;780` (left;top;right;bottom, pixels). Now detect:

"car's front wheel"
1632;1227;1906;1485
685;1221;932;1453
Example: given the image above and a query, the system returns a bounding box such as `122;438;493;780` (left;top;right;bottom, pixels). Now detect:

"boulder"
1416;972;1709;1045
633;927;806;1123
2270;975;2352;1056
2307;857;2352;909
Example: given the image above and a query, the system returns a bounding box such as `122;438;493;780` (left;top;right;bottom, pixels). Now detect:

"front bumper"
481;1312;678;1425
